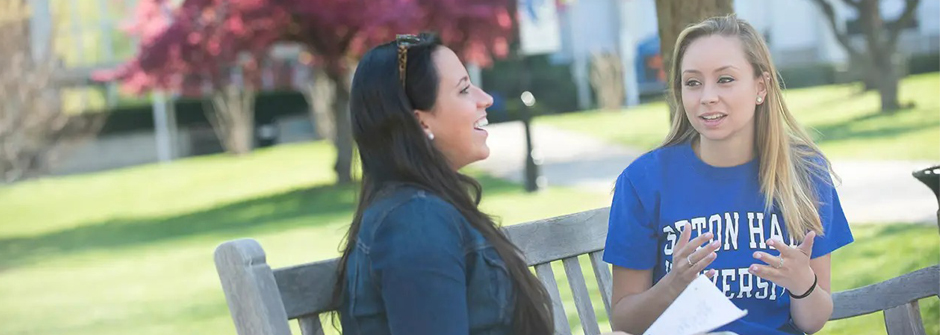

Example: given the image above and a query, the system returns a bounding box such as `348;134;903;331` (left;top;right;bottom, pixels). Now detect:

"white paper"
644;275;748;335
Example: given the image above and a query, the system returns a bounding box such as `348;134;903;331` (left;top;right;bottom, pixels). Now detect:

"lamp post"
912;165;940;232
520;91;543;192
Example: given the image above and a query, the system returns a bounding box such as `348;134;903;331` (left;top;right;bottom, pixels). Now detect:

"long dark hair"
333;33;554;334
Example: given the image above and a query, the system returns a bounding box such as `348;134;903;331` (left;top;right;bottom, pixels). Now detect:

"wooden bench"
214;207;940;335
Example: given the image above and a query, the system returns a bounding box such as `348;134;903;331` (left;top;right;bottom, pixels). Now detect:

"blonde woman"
603;15;853;335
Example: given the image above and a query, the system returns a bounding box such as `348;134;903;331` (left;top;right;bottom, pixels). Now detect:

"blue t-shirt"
603;142;854;335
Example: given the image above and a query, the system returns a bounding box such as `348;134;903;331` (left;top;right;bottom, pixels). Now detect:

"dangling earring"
427;131;435;140
757;96;764;104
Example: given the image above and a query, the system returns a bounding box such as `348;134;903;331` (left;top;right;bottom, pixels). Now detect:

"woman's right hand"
663;224;721;295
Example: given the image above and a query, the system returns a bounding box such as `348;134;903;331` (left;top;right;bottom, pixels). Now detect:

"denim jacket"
339;184;515;335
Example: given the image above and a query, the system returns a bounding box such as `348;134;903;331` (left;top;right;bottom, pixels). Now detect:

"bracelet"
789;273;817;299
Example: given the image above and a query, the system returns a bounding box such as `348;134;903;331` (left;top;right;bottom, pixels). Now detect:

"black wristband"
789;273;817;299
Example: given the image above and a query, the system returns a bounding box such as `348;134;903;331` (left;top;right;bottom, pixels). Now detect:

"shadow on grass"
0;184;359;270
0;173;532;270
810;108;933;144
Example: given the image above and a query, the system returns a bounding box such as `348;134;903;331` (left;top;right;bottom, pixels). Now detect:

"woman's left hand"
749;231;817;294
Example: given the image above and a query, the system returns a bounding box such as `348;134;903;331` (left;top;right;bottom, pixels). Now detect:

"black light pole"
912;165;940;232
520;90;542;192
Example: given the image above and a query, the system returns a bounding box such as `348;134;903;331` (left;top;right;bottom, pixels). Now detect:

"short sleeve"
604;171;659;270
809;167;854;258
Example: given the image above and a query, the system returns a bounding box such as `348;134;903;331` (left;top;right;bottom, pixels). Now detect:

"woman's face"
414;47;494;170
679;35;766;146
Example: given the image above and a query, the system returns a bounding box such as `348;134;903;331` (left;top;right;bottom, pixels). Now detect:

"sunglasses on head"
396;34;422;87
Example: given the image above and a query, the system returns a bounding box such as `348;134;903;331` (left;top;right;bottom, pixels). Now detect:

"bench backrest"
214;207;939;335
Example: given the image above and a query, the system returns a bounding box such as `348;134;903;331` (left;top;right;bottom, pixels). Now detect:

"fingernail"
711;240;720;247
706;233;713;238
767;239;775;246
750;266;758;272
754;253;761;259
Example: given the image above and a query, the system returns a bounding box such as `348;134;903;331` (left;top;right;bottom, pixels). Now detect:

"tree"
280;0;416;184
282;0;515;184
654;0;733;121
810;0;920;112
101;0;515;183
415;0;514;67
0;0;103;183
94;0;290;155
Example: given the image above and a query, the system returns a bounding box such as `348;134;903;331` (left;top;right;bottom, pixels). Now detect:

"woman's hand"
663;224;721;295
749;231;817;295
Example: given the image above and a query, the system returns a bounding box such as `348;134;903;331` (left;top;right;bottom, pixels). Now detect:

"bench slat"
269;207;610;320
884;301;927;335
535;263;572;335
274;258;340;319
506;208;609;266
831;265;939;320
589;251;613;320
298;316;326;335
563;257;602;335
214;239;293;335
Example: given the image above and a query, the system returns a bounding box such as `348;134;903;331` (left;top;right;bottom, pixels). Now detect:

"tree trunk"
301;67;337;141
810;0;918;112
325;69;354;184
874;55;902;112
858;0;904;112
655;0;734;75
655;0;733;121
861;57;879;92
208;84;256;155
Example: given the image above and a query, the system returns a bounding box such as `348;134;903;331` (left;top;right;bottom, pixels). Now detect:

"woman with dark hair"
333;33;565;335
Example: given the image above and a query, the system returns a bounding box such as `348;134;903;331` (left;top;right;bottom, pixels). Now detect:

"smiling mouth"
701;114;726;121
474;117;489;130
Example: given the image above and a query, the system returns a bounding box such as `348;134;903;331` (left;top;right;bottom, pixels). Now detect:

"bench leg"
884;300;927;335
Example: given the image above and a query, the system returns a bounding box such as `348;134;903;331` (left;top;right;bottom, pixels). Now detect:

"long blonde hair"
661;15;836;240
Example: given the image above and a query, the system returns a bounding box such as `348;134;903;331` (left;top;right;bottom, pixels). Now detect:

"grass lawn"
0;141;937;335
0;141;608;335
539;73;940;162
